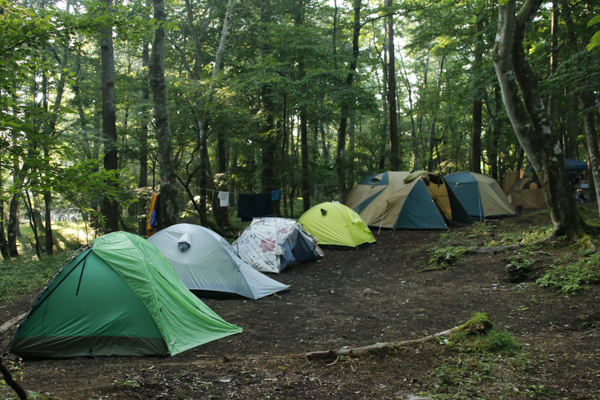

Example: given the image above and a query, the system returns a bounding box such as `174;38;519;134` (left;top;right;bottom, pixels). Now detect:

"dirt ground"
0;207;599;399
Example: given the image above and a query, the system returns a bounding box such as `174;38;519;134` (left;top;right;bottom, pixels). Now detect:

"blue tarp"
564;158;588;171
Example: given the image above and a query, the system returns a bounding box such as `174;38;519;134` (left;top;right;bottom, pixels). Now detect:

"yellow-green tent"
345;171;472;230
298;202;376;248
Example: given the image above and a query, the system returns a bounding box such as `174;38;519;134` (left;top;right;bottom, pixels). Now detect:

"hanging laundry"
218;191;230;207
238;192;272;221
271;189;282;201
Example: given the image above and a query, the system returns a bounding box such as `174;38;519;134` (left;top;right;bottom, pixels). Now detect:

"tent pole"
378;201;388;234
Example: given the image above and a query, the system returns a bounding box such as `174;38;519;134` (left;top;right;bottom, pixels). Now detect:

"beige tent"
345;171;472;230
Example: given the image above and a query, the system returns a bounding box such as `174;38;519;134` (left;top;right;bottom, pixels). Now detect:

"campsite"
0;206;599;399
3;0;600;398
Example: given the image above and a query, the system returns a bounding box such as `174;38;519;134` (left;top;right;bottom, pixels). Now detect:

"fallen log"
303;326;458;360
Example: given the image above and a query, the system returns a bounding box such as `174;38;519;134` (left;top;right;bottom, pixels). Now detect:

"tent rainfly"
232;217;322;274
345;171;472;230
444;172;516;221
7;231;242;359
298;202;376;248
148;223;289;299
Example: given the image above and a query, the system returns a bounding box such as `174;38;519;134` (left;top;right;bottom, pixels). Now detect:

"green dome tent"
7;232;242;359
298;202;376;248
444;172;516;221
345;171;472;230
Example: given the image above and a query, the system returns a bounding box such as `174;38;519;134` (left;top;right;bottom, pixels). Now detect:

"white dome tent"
148;223;289;300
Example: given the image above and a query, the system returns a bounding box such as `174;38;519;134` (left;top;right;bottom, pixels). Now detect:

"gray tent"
148;224;289;300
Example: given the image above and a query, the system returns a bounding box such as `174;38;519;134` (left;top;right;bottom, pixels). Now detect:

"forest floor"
0;206;599;400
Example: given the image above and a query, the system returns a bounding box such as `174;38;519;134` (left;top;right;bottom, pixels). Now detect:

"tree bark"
490;84;502;181
471;17;484;173
335;0;361;201
150;0;178;229
101;0;119;233
492;0;591;247
387;0;399;171
138;41;150;236
581;90;600;215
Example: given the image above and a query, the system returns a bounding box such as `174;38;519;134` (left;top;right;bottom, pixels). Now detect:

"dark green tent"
7;232;242;359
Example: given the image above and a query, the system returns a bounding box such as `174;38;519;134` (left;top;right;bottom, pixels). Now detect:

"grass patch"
0;253;71;303
536;252;600;293
427;314;526;399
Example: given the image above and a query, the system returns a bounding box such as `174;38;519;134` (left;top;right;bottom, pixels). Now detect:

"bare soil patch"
0;208;599;399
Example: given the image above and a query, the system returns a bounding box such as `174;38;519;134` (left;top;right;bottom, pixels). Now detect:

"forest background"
1;0;599;260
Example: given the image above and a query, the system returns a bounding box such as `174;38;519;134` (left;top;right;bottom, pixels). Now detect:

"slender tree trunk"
0;189;8;259
547;0;559;121
581;90;600;215
490;84;502;181
387;0;399;171
197;0;234;228
492;0;591;247
471;17;484;173
24;192;42;259
101;0;119;233
301;106;311;212
335;0;361;201
150;0;178;229
41;15;70;254
138;41;150;236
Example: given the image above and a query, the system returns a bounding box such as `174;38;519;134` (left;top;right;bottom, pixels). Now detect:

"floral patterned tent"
232;218;322;274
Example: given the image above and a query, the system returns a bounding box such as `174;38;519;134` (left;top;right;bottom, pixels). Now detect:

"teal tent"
7;232;242;359
444;172;516;221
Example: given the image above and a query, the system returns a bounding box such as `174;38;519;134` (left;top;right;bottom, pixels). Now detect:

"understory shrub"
536;252;600;293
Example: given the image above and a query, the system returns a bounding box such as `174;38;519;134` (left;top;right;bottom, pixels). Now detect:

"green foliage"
0;253;69;303
448;314;522;356
536;253;600;294
428;245;469;269
504;255;536;283
587;15;600;51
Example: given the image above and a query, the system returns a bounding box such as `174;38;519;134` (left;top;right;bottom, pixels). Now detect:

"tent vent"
178;233;192;252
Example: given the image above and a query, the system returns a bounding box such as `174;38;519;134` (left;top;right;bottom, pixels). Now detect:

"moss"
450;312;494;342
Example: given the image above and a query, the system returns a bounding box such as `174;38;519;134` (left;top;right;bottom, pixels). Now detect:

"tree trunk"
301;106;311;212
581;90;600;215
335;0;361;201
492;0;591;247
387;0;399;171
101;0;119;233
150;0;178;229
0;192;9;259
138;41;149;236
471;17;484;173
7;195;19;257
490;84;502;181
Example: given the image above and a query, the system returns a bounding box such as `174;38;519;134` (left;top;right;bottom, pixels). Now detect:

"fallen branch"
0;313;26;336
303;326;458;360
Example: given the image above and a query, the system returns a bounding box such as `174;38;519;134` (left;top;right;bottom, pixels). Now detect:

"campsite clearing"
0;206;599;399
